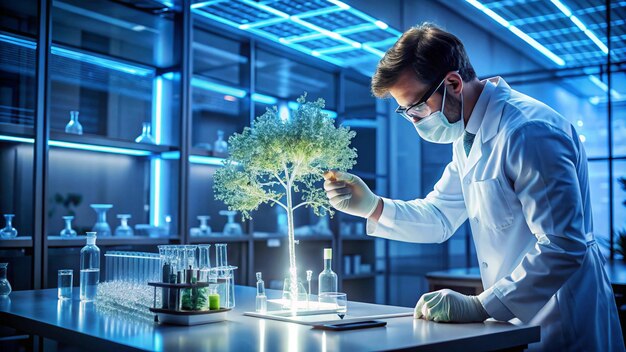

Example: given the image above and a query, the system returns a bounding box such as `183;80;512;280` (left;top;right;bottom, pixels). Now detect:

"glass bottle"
59;216;77;237
318;248;337;295
90;204;113;237
80;232;100;301
255;272;267;313
135;122;155;144
65;110;83;135
213;130;228;154
0;263;12;296
114;214;134;236
1;214;18;239
219;210;242;236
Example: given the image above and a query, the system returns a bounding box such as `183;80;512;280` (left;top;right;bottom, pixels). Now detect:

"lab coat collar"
460;77;510;178
480;77;510;144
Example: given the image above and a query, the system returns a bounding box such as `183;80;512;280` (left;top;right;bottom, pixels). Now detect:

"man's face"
389;69;462;124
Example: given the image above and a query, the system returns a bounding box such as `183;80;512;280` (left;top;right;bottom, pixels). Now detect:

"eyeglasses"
395;75;447;122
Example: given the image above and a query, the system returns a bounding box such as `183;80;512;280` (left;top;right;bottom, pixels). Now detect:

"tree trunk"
286;181;298;311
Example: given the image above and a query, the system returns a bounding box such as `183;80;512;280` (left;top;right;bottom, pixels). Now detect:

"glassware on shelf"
190;216;212;237
59;216;77;237
64;110;83;135
58;269;73;300
90;204;113;237
135;122;155;144
219;210;242;236
0;263;12;296
80;232;100;302
1;214;18;239
114;214;134;237
198;216;212;236
213;130;228;154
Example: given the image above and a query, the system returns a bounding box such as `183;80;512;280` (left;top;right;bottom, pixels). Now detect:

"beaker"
1;214;18;239
114;214;134;236
60;216;77;237
219;210;242;236
90;204;113;237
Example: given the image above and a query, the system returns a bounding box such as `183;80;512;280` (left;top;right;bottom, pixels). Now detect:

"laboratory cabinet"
0;0;389;305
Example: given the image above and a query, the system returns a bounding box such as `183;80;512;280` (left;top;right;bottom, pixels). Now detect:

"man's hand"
323;171;380;219
414;289;489;323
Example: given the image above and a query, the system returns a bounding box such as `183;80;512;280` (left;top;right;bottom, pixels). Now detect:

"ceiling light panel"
476;0;624;66
192;0;402;69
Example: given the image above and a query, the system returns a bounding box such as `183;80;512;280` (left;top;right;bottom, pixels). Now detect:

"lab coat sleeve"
479;121;588;323
366;157;468;243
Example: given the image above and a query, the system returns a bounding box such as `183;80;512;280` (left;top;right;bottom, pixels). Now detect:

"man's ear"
445;72;463;95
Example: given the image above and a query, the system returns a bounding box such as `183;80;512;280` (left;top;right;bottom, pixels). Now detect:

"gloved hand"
414;289;489;323
323;171;380;218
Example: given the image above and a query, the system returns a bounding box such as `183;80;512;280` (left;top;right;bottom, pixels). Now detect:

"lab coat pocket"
472;178;514;230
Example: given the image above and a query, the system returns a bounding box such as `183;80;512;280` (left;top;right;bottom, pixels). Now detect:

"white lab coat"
368;77;624;351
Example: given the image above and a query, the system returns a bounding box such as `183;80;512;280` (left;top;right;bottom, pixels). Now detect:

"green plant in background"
616;177;626;260
48;193;82;218
214;94;357;309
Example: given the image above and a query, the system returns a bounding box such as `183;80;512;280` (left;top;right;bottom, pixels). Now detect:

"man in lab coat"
324;23;624;351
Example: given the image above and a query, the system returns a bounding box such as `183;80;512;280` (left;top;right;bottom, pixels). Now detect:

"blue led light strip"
549;0;608;54
0;134;152;156
465;0;565;66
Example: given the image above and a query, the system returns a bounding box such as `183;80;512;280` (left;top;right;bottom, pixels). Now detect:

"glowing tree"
214;95;356;309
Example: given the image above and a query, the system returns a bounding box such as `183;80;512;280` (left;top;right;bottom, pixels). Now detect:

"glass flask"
80;232;100;301
0;263;12;296
318;248;338;295
198;216;212;236
114;214;134;236
213;130;228;154
198;244;211;282
135;122;155;144
90;204;113;237
59;216;77;237
281;277;308;309
219;210;242;236
1;214;18;239
64;110;83;135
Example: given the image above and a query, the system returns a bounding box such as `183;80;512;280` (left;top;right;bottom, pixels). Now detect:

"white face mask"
413;85;464;144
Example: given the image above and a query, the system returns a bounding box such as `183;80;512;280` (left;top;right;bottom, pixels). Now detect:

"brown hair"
371;23;477;98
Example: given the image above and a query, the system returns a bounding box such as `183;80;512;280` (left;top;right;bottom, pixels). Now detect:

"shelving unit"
0;0;390;304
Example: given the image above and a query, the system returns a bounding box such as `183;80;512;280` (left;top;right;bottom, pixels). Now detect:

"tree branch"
268;198;288;210
292;201;315;211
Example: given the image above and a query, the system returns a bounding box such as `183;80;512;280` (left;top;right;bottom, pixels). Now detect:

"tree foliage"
214;94;357;219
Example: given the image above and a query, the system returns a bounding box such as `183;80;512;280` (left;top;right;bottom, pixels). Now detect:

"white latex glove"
414;289;489;323
323;171;380;218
